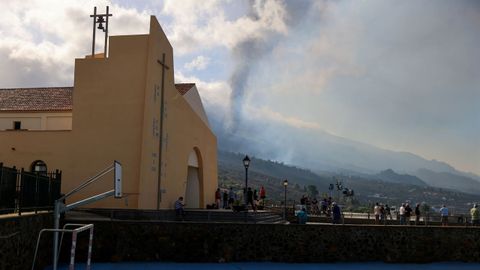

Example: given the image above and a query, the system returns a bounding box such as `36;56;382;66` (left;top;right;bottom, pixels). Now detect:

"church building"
0;16;218;209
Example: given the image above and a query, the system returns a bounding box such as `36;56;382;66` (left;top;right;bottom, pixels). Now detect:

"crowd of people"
299;195;339;217
214;186;267;211
297;195;342;224
372;202;480;226
296;196;480;227
372;202;396;224
174;187;480;226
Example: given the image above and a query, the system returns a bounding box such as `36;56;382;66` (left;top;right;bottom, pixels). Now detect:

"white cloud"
184;55;210;71
0;0;148;87
174;71;231;113
160;0;287;55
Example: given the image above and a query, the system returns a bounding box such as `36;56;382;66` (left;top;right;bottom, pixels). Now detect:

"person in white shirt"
399;203;406;225
374;202;381;224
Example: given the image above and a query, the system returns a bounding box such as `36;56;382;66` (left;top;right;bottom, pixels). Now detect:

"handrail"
52;161;121;270
59;165;113;201
32;224;94;270
57;224;93;263
0;231;19;239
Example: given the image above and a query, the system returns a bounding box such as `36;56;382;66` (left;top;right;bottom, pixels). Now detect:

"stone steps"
66;208;285;224
181;210;284;223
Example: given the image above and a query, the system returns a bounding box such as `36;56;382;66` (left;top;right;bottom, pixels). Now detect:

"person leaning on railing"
440;205;449;226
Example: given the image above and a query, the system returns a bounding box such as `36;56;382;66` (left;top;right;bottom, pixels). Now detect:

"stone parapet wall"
0;213;53;270
67;220;480;264
3;213;480;268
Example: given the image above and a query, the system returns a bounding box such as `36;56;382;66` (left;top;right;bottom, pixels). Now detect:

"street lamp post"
243;155;250;206
335;177;343;203
283;179;288;221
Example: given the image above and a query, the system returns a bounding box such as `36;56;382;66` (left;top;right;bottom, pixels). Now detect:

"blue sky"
0;0;478;174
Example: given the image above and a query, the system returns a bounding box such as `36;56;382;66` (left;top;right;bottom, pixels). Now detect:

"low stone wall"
0;213;53;270
3;213;480;268
66;220;480;264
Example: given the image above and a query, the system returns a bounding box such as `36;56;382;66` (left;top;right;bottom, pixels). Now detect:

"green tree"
421;203;431;214
306;185;319;198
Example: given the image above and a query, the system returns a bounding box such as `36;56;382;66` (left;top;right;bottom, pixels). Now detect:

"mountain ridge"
217;150;480;213
209;114;479;182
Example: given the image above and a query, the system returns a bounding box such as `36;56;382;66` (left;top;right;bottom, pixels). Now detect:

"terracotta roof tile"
0;83;195;111
0;87;73;111
175;83;195;95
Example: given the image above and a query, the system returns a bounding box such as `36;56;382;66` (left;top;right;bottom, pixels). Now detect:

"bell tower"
89;6;113;58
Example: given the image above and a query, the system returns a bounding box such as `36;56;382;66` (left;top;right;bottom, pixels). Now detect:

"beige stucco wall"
135;16;217;209
163;91;218;208
0;131;72;172
0;112;72;130
0;16;217;210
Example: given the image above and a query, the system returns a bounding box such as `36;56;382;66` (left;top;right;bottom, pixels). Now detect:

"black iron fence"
0;163;62;215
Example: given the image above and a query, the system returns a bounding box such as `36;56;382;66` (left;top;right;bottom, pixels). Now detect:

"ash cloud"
228;38;272;131
227;0;314;132
219;0;480;175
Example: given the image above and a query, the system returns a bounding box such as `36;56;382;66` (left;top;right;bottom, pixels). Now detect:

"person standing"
374;202;381;224
385;204;392;220
404;203;412;225
300;195;307;206
332;202;342;224
247;187;255;211
321;198;328;216
470;204;479;226
260;186;266;200
311;197;319;215
399;203;406;225
215;188;221;209
327;197;333;216
414;203;421;225
228;187;236;208
297;207;308;224
380;204;385;224
253;189;259;210
222;190;228;209
440;205;449;226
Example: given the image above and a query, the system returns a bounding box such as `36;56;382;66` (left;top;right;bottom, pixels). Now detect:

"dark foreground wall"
0;213;53;270
67;221;480;264
2;214;480;268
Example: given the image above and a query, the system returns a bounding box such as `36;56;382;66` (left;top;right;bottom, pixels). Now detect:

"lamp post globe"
243;155;250;206
283;179;288;220
243;155;250;169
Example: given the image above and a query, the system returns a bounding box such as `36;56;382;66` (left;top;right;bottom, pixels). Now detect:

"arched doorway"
30;160;47;175
185;149;203;208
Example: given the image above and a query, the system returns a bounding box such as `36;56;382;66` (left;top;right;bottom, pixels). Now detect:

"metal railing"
0;163;62;215
264;202;475;226
32;223;94;270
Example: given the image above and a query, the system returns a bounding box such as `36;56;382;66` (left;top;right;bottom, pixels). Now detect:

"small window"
13;121;21;130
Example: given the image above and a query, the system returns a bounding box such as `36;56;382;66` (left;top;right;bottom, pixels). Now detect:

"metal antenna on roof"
90;6;112;58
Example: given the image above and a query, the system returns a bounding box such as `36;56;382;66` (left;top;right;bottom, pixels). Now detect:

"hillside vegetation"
218;151;480;213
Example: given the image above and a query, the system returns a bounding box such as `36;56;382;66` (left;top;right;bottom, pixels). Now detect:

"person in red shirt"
259;186;266;208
